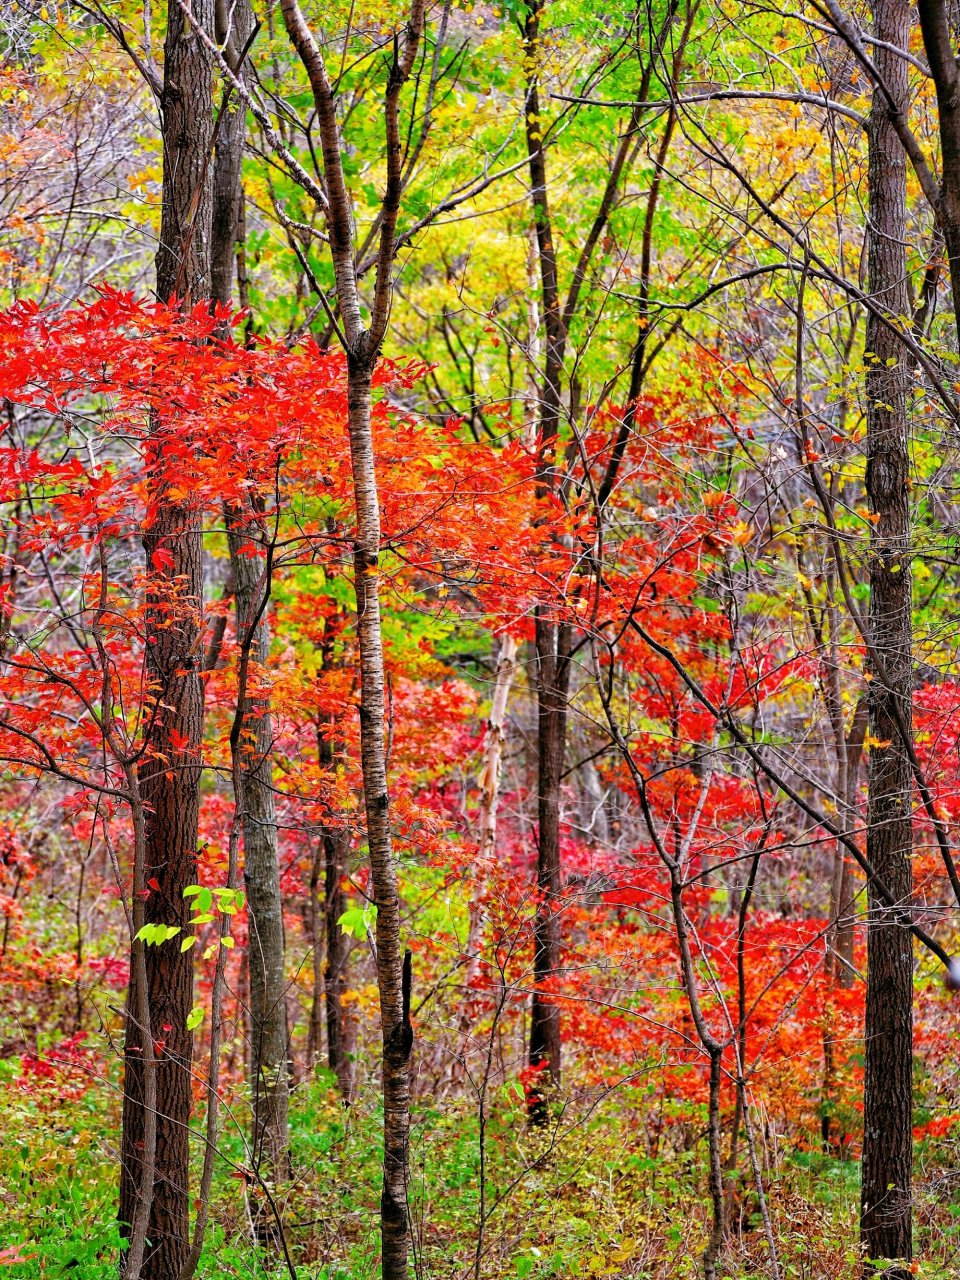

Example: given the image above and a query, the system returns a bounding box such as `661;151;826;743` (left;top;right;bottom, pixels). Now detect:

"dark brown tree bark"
206;0;292;1189
151;3;215;310
528;617;570;1102
119;4;214;1273
860;0;914;1268
316;694;352;1101
323;825;351;1096
521;0;570;1103
916;0;960;324
228;524;291;1181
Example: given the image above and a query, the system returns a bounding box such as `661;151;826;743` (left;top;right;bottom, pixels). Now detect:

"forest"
3;0;960;1275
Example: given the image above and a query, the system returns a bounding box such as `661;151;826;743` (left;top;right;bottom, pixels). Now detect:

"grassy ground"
6;1055;960;1279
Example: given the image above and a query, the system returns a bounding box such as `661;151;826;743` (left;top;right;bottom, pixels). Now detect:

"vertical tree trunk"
305;841;324;1069
277;3;426;1269
861;0;914;1268
323;824;351;1097
347;357;413;1280
838;697;868;986
822;591;854;988
516;1;679;1103
228;527;291;1181
151;2;215;311
317;700;352;1101
459;634;518;1042
522;0;569;1106
917;0;960;323
822;617;863;1150
210;0;253;307
119;3;214;1272
528;618;570;1105
207;0;292;1186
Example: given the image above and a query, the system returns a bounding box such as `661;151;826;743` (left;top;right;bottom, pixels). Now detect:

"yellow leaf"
730;521;754;545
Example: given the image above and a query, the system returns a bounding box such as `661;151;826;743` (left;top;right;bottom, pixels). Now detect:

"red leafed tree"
0;292;356;1272
0;288;546;1268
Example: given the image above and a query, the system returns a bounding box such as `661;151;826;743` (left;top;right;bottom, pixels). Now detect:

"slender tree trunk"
228;525;291;1181
276;3;426;1268
459;634;518;1042
317;701;352;1101
210;0;253;307
347;356;413;1279
323;824;351;1097
119;4;213;1273
306;841;324;1069
528;617;570;1107
207;0;291;1186
518;3;683;1102
822;610;861;1151
839;697;868;986
917;0;960;324
521;0;570;1108
477;635;519;865
860;0;914;1268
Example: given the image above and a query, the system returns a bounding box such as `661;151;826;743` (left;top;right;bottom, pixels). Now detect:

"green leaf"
186;1006;204;1031
337;902;377;938
136;923;180;945
180;935;197;952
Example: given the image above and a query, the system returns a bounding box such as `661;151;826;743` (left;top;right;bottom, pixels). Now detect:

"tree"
207;0;293;1191
118;3;214;1273
274;2;425;1270
517;0;691;1109
860;0;914;1266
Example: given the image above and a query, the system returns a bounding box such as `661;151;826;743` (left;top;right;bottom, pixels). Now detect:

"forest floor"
4;1056;959;1279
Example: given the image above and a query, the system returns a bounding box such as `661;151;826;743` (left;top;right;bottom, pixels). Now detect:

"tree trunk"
839;696;868;986
458;633;518;1044
323;824;351;1099
347;355;413;1280
317;704;352;1101
528;616;570;1110
306;841;324;1069
228;523;291;1182
207;0;291;1187
861;0;914;1268
276;3;427;1268
152;3;215;310
521;0;570;1109
119;4;213;1273
917;0;960;324
210;0;253;308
